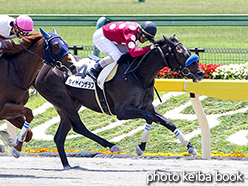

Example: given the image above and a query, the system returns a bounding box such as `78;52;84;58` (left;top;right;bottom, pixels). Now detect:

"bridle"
7;34;73;91
157;42;192;77
43;35;73;75
20;35;73;75
123;39;199;102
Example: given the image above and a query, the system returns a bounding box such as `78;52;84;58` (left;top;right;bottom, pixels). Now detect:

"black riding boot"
86;63;103;81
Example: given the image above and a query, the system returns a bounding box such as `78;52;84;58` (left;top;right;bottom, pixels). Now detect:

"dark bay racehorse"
35;33;205;169
0;28;76;157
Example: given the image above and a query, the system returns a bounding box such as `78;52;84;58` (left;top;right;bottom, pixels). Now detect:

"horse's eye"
52;42;61;54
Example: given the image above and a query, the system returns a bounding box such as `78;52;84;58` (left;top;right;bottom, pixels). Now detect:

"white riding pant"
93;28;128;68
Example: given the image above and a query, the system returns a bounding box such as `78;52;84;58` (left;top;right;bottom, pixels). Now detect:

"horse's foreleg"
0;138;5;153
117;105;154;124
154;110;198;155
53;114;72;169
2;104;34;158
136;123;151;155
0;103;31;147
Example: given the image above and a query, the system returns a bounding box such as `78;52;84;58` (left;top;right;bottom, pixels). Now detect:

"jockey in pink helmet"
0;15;34;56
13;15;34;38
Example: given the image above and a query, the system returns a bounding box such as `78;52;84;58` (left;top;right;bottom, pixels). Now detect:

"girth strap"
95;82;113;116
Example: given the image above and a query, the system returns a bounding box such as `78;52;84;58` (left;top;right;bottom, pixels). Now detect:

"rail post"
190;93;211;159
7;122;16;155
189;47;205;58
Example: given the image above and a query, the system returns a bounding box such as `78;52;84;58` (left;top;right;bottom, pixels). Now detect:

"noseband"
157;42;192;76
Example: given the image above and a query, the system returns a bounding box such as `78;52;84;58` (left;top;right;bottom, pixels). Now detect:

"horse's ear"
173;34;179;40
163;35;173;44
53;28;58;35
40;27;51;39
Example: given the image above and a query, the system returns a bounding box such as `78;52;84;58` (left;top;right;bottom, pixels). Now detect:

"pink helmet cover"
14;15;34;32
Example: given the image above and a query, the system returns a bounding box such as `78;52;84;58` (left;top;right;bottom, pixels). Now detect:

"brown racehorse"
0;29;76;157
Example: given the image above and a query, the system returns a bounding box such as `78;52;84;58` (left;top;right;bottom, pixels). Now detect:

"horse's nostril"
70;65;76;69
197;71;205;76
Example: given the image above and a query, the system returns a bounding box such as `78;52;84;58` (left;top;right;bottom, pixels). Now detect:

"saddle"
88;55;118;116
88;55;119;90
65;53;135;115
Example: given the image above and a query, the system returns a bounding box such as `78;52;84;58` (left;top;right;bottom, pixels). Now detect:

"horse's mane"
2;32;44;55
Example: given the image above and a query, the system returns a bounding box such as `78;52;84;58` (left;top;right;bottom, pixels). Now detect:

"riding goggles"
17;29;29;36
141;33;152;41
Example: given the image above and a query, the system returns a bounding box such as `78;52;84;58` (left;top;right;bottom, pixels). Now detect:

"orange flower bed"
21;148;248;158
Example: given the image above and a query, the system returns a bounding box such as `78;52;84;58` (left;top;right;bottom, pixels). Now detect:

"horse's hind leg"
54;109;119;169
69;112;119;151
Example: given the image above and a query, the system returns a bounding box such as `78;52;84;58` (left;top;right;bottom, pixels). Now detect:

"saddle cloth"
65;56;118;115
65;57;118;90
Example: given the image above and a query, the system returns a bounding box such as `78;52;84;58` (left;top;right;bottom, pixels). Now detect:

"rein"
123;50;161;103
122;41;196;103
20;42;45;62
123;50;152;77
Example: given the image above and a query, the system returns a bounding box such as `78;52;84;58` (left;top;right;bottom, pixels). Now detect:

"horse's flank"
2;33;43;56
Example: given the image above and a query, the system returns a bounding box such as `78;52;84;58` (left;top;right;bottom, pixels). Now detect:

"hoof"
187;142;198;156
11;148;20;158
0;131;17;147
63;165;72;170
0;144;5;153
136;146;144;156
110;145;121;153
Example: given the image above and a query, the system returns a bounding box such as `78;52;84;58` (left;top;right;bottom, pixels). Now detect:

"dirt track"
0;154;248;186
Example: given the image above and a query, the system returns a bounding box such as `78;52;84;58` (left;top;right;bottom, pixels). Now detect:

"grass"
33;25;248;49
17;92;248;156
2;0;248;155
25;92;47;110
182;97;248;114
3;0;248;49
3;0;248;14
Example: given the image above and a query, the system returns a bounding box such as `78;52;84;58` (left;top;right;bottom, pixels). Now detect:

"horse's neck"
13;43;44;87
135;50;164;87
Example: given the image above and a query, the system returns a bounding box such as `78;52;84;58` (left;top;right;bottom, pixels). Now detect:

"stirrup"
86;69;98;81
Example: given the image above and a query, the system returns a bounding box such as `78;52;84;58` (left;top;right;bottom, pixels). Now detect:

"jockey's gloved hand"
150;44;159;50
150;44;155;50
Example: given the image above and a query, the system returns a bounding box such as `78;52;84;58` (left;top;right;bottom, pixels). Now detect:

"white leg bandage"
141;124;151;143
174;129;188;147
18;122;30;142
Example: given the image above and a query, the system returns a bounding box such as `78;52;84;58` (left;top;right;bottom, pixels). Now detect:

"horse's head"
40;28;78;75
157;35;205;82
